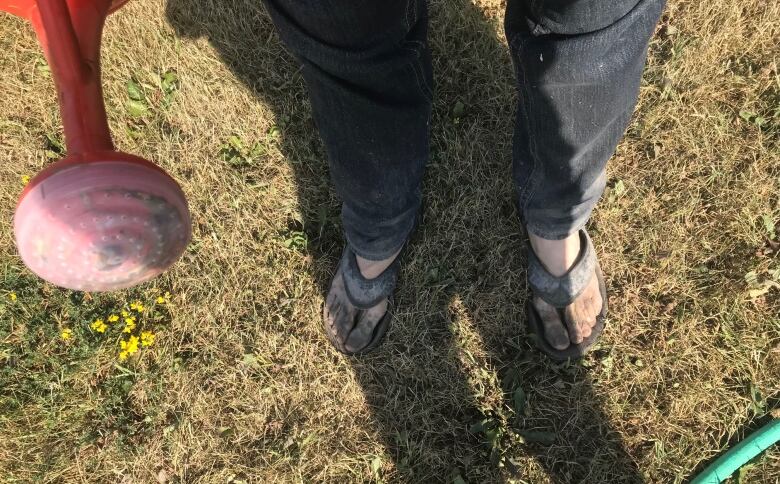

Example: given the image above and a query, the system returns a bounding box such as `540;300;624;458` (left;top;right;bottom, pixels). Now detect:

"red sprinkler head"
2;0;191;292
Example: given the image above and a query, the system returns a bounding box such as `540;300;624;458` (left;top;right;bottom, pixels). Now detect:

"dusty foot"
529;232;602;350
322;249;400;353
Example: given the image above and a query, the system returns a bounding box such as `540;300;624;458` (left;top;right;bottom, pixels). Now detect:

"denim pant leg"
263;0;433;261
505;0;665;240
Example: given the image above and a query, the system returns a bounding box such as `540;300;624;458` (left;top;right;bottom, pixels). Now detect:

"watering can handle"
0;0;121;154
35;0;115;155
37;0;89;84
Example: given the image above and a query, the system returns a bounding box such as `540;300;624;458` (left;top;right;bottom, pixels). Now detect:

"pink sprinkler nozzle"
15;154;191;292
2;0;191;291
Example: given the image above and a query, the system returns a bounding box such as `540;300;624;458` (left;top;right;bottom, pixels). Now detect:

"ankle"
356;248;401;279
528;232;580;277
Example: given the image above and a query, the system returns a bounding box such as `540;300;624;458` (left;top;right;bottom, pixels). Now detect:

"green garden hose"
690;419;780;483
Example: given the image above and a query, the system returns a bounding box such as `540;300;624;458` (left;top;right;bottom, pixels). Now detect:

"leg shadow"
397;2;647;482
166;0;646;482
165;0;343;278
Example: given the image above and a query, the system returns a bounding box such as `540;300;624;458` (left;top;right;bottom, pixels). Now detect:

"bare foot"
529;232;602;350
322;248;401;353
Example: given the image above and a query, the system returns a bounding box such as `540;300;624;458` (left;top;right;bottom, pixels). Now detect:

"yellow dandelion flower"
107;314;119;323
123;316;136;333
131;301;144;313
61;328;72;340
119;350;129;361
121;310;129;318
120;335;140;355
156;296;165;304
21;175;30;186
140;331;155;347
90;319;107;333
8;292;17;301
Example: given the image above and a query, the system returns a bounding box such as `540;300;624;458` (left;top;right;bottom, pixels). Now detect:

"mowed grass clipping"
1;0;778;482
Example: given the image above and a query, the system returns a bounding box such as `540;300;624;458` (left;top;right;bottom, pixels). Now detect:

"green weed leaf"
283;231;307;251
739;110;755;122
127;79;145;101
744;271;759;287
518;430;556;445
160;70;179;94
370;456;382;476
613;179;625;197
452;100;465;118
126;99;149;117
738;463;755;484
43;133;65;159
762;214;775;239
512;387;526;416
749;383;765;414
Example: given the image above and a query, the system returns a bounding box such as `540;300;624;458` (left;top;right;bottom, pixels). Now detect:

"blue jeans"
264;0;665;260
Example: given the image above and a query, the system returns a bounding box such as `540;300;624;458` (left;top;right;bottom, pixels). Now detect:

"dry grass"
1;0;779;482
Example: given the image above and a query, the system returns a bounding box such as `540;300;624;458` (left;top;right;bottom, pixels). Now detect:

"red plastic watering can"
1;0;191;292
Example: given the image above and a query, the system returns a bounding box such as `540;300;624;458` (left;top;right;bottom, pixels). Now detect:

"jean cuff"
525;218;589;241
342;203;417;261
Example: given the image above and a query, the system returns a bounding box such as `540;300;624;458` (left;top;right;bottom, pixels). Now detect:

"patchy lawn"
1;0;778;482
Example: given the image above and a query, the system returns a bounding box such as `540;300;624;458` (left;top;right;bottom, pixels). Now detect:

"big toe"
324;297;354;348
534;297;570;350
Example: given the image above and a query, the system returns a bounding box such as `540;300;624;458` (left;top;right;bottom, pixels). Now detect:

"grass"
1;0;779;482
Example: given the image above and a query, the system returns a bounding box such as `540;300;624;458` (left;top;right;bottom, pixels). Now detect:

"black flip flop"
322;245;400;355
525;229;608;361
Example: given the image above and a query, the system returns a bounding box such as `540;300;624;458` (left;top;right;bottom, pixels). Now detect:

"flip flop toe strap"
527;229;596;308
340;246;400;310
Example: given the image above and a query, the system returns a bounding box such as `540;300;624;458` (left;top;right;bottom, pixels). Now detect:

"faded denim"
264;0;665;259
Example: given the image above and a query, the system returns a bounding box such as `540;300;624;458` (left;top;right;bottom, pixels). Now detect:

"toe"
324;296;338;325
586;295;599;325
591;286;603;318
578;298;594;337
344;311;378;353
334;305;358;345
583;277;603;330
580;309;593;338
323;274;359;347
328;302;347;333
564;303;585;345
534;296;570;350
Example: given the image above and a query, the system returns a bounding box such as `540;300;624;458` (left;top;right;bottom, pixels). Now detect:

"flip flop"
322;245;401;355
526;228;608;361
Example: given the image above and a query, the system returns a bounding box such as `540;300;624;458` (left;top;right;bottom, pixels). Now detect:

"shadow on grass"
166;0;643;482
